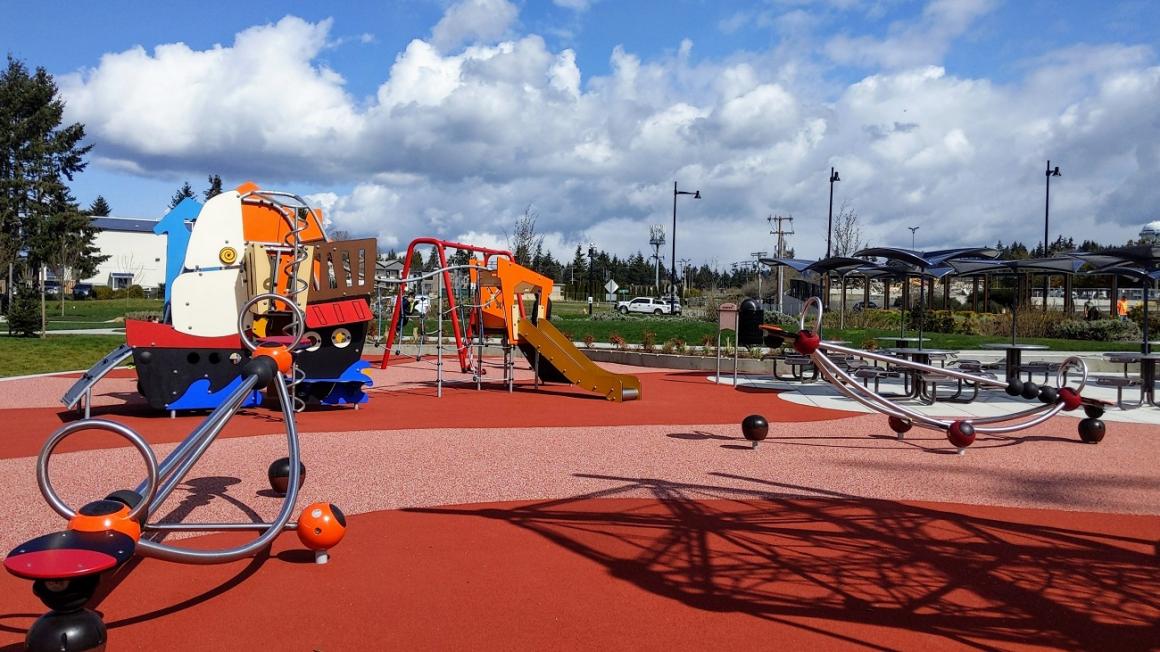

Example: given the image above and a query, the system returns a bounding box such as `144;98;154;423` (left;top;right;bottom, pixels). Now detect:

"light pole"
672;181;700;311
908;225;920;249
587;244;597;317
1043;160;1061;311
826;167;840;259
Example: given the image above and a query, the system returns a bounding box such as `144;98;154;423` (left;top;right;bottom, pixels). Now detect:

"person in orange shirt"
1117;294;1129;321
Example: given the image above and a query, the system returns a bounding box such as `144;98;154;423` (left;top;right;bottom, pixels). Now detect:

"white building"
1139;221;1160;244
83;217;166;289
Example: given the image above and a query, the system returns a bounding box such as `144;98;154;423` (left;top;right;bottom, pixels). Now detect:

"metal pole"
826;168;835;259
671;182;678;311
437;277;443;397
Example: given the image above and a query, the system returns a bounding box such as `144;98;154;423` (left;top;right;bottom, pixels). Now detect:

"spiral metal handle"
237;292;307;352
38;419;159;522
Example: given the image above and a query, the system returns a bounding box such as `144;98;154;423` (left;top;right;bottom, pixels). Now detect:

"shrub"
609;332;628;350
125;285;145;298
1051;319;1141;342
126;311;163;322
661;339;675;355
1127;305;1160;335
93;285;114;300
7;285;41;336
583;334;595;348
641;330;656;352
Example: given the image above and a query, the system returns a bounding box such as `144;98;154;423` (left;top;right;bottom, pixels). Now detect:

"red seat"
5;530;135;580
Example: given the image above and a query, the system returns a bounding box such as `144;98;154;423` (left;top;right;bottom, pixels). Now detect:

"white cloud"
825;0;996;69
58;6;1160;268
431;0;519;52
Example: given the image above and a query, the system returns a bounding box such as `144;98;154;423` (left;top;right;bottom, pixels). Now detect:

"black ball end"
1005;379;1023;396
242;355;278;387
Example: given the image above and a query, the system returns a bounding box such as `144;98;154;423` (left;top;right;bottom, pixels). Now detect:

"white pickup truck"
616;296;682;316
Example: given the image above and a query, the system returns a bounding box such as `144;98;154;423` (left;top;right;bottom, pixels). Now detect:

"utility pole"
768;215;794;314
750;251;768;307
648;225;666;293
678;258;693;293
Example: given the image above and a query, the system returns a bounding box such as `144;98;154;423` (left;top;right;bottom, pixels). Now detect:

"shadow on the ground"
406;474;1159;651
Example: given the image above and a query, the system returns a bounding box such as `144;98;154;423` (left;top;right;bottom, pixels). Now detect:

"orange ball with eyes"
296;503;347;550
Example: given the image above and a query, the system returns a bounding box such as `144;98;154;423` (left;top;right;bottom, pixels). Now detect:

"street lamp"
826;167;840;259
1043;160;1061;311
908;225;920;249
672;181;700;311
587;243;597;317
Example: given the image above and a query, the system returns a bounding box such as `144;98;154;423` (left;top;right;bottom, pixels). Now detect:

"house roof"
91;216;159;233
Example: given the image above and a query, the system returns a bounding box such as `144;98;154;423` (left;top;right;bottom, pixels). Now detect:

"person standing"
394;292;411;355
1117;293;1129;322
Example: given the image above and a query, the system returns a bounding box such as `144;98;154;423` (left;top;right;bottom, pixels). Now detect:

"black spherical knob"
741;415;769;442
1020;381;1040;400
1078;418;1106;444
1005;379;1023;396
267;457;307;494
1037;386;1058;404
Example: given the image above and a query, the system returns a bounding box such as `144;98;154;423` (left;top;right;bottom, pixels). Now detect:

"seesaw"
739;297;1110;452
5;295;346;652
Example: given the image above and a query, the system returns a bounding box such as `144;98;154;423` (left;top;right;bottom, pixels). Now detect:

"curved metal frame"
38;419;159;522
791;297;1093;444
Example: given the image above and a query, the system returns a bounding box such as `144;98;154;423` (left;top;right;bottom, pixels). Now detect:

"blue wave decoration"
166;376;263;411
305;360;373;405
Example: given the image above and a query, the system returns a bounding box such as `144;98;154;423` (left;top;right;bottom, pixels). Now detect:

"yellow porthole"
219;247;238;265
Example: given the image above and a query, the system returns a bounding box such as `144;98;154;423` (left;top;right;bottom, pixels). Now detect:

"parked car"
616;296;682;316
72;283;93;299
852;300;879;312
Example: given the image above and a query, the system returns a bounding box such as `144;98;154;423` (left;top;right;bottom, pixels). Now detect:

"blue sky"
3;0;1159;264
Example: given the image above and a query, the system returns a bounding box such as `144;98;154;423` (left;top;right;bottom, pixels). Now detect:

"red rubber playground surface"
1;358;1158;650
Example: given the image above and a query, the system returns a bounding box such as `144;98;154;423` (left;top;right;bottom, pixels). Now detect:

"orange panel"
241;202;326;245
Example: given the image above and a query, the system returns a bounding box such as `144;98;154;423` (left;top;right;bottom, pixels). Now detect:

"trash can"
738;298;764;346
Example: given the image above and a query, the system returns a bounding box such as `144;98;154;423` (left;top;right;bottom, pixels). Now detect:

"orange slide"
517;317;641;402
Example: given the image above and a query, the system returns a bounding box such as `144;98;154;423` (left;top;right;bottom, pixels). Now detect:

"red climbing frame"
380;238;513;372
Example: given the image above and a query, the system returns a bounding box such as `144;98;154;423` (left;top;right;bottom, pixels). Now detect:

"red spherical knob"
794;330;821;355
297;503;347;550
947;420;976;448
1057;387;1082;411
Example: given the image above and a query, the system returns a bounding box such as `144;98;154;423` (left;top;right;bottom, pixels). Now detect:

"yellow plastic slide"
516;318;641;402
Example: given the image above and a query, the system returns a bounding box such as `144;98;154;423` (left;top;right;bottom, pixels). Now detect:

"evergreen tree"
204;174;223;200
169;181;195;209
29;194;109;314
0;56;92;308
87;195;111;216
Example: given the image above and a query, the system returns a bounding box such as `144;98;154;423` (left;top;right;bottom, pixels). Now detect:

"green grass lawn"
0;334;129;377
40;298;164;329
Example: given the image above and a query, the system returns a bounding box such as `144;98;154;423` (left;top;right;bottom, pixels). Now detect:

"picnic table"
874;336;929;349
1098;352;1160;408
883;347;955;402
979;343;1049;382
